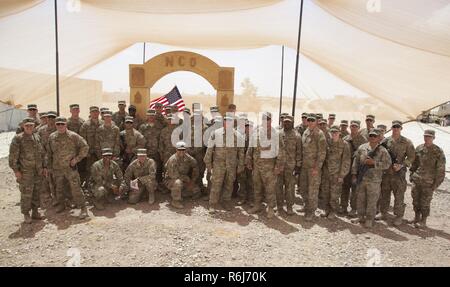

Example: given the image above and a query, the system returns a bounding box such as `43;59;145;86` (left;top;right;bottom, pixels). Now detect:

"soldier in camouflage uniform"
341;120;368;217
160;115;181;166
128;105;144;130
153;103;168;128
37;112;48;130
139;110;164;185
377;120;415;226
204;116;245;213
47;117;89;219
295;112;309;136
186;110;207;194
320;126;351;219
100;107;109;121
112;100;128;130
16;104;40;134
90;148;123;210
277;115;302;215
327;114;336;128
409;129;446;228
299;114;327;221
9;118;47;223
237;119;254;206
339;120;349;139
204;115;224;198
120;116;145;171
319;119;331;143
246;112;285;219
37;111;57;206
165;142;201;209
95;110;120;159
351;129;391;228
79;106;103;186
67;104;85;134
122;149;157;204
359;114;375;139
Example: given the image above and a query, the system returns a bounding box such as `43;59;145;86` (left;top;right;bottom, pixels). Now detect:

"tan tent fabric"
0;0;449;122
0;0;43;18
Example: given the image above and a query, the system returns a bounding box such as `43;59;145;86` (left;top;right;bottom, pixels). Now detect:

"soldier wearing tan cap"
112;100;128;130
67;104;85;134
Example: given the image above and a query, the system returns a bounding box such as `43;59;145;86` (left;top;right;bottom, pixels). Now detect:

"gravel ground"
0;157;449;267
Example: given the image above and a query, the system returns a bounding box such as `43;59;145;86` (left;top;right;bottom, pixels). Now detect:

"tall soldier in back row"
120;116;145;171
67;104;85;134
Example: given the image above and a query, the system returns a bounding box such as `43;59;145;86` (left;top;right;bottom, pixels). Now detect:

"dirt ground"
0;157;449;267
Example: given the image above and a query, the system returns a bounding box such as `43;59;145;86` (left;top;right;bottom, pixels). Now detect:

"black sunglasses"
369;134;378;138
307;119;315;122
56;123;66;126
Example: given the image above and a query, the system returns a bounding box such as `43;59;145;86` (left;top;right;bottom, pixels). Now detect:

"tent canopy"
1;0;449;122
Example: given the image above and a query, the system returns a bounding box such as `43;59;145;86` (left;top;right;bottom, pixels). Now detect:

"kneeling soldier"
122;149;157;204
90;148;123;210
164;141;201;209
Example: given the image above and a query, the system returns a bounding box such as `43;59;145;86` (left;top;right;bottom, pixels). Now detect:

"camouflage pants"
125;180;155;204
166;178;200;201
411;182;434;217
319;166;329;209
299;167;322;213
80;154;99;185
356;180;381;220
253;161;277;208
53;168;86;208
380;173;407;217
277;168;296;207
341;173;357;211
148;152;163;183
322;173;343;213
188;148;206;190
209;166;237;205
238;167;254;202
18;169;42;214
92;182;120;199
40;172;55;204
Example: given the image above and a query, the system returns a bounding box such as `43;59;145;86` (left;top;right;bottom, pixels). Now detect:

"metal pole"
54;0;60;115
278;45;285;125
292;0;304;117
143;42;146;64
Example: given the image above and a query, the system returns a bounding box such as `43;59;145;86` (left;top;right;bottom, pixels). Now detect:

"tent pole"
54;0;60;115
278;45;284;125
143;42;146;64
292;0;304;117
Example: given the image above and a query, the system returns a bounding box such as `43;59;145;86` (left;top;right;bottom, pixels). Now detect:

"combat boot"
266;207;275;219
78;207;88;219
320;211;329;218
222;201;233;211
171;200;184;209
31;208;45;220
248;204;262;214
338;207;348;216
393;216;403;227
191;192;202;200
55;204;65;213
348;209;357;218
415;216;427;229
23;212;32;224
351;216;364;224
296;205;306;213
208;203;220;214
375;212;388;221
237;198;246;206
93;198;105;210
286;205;294;216
364;219;373;229
327;212;337;220
304;212;314;222
408;212;421;224
148;192;155;204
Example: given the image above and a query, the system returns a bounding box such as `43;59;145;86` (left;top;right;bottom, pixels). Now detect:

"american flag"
149;86;185;114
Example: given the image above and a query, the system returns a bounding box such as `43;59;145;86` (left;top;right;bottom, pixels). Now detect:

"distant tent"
0;102;26;132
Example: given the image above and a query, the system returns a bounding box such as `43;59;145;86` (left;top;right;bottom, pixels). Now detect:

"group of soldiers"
9;102;446;230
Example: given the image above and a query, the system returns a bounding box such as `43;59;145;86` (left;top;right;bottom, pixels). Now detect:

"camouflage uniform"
79;118;103;184
186;115;207;192
352;142;391;224
246;123;285;214
47;128;89;210
410;138;446;225
37;123;57;204
204;126;245;208
90;156;123;206
277;122;302;213
122;156;157;204
16;117;40;134
9;129;46;215
120;125;145;171
379;134;415;221
159;123;178;165
95;123;121;158
67;117;85;134
112;111;128;130
139;120;164;182
341;131;368;213
300;127;327;218
237;123;254;204
164;151;200;206
131;115;145;130
295;123;308;137
321;136;351;215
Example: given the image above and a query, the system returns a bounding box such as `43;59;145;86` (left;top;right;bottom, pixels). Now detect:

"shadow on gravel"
395;222;450;242
8;221;46;239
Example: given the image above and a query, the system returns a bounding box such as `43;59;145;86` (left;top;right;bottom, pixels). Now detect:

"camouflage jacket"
37;124;56;152
204;127;245;172
139;122;163;155
382;135;415;175
301;127;327;170
165;153;199;182
246;126;285;169
120;128;145;155
9;132;46;172
79;118;103;155
159;124;179;157
123;158;156;186
344;132;368;156
112;111;128;129
325;138;351;178
280;128;302;170
95;124;121;158
359;127;374;141
351;143;392;183
47;130;89;170
410;144;446;188
16;117;40;134
67;117;85;134
340;129;349;139
295;124;308;136
90;159;123;189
